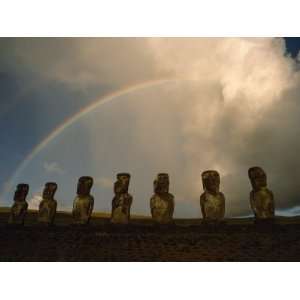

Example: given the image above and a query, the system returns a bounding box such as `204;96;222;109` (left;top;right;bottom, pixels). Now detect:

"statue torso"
250;188;274;219
73;195;94;224
38;199;57;224
201;192;225;221
111;193;133;224
9;201;28;224
150;193;174;224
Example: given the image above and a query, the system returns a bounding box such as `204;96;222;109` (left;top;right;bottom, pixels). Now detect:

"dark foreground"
0;211;300;261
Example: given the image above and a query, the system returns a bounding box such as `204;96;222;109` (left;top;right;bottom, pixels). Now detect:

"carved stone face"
114;173;130;194
42;182;57;200
154;173;169;194
202;170;220;195
248;167;267;191
14;184;29;202
77;176;93;196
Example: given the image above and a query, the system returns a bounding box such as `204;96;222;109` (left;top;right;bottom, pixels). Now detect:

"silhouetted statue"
111;173;133;224
8;184;29;225
38;182;58;225
248;166;274;220
200;170;225;222
150;173;174;224
72;176;94;225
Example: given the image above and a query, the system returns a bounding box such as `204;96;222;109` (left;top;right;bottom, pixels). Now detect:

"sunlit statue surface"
72;176;94;225
200;170;225;222
111;173;133;224
150;173;174;224
248;166;274;220
8;183;29;225
38;182;58;225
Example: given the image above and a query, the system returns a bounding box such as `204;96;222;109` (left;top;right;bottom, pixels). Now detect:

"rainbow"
3;78;179;197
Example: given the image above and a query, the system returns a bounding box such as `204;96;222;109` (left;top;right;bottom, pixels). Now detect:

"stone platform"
0;210;300;261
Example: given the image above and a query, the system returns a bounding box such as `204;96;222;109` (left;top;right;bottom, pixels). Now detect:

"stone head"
202;170;220;195
154;173;169;194
14;183;29;202
114;173;130;194
248;166;267;191
77;176;93;196
43;182;57;200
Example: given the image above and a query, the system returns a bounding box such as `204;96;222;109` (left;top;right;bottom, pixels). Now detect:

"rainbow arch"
3;78;180;197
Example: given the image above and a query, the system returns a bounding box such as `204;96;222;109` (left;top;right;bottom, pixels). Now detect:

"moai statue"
150;173;174;224
72;176;94;225
37;182;58;225
248;166;274;220
111;173;133;224
8;184;29;225
200;170;225;223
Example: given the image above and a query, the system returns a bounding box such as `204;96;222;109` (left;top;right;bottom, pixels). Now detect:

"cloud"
43;161;65;175
137;38;300;216
2;38;300;217
94;177;114;189
28;194;42;210
0;38;164;90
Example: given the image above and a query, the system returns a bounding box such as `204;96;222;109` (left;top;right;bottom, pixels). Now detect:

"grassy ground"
0;208;300;261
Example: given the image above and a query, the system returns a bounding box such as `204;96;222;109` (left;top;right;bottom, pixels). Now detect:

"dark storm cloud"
0;38;163;89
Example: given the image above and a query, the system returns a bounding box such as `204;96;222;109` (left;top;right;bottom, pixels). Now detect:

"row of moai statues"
7;166;275;225
8;182;58;225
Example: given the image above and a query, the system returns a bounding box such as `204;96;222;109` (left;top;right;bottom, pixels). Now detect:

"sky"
0;37;300;218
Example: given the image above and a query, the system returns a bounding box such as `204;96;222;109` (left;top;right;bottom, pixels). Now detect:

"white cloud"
94;177;114;189
43;161;64;175
28;194;42;210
